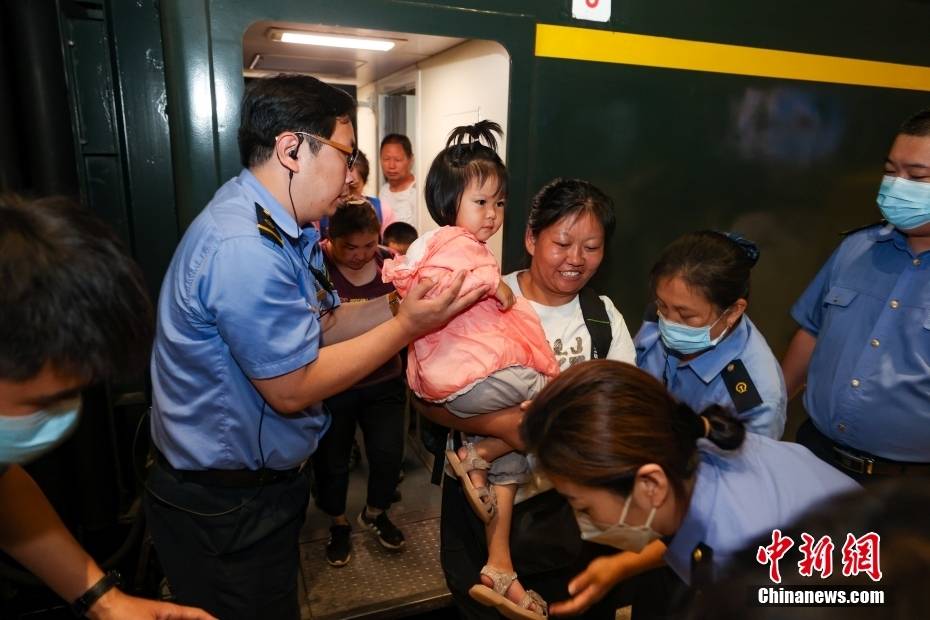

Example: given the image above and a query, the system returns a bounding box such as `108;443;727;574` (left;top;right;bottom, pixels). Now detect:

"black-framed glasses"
293;131;359;170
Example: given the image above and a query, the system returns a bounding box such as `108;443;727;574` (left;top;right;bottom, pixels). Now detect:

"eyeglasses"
292;131;359;170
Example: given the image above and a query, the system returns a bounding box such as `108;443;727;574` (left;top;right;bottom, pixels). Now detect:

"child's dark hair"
650;230;759;311
383;221;418;246
522;360;745;507
424;120;508;227
328;200;380;239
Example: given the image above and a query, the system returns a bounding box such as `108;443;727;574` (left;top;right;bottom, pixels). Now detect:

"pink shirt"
383;226;559;401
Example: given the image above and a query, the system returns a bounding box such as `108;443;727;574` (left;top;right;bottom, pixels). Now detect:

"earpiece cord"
133;404;268;518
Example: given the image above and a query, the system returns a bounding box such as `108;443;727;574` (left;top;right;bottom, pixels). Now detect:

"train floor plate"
299;430;451;619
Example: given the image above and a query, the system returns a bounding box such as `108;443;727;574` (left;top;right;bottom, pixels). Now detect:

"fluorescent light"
270;29;397;52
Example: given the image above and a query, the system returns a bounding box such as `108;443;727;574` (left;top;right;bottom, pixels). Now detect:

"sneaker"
357;509;405;550
326;524;352;567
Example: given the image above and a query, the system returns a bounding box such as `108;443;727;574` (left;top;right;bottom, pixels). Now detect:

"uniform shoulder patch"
255;203;283;247
690;542;714;589
721;359;763;413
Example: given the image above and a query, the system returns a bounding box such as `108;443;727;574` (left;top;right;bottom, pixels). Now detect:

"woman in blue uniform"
521;361;858;614
636;231;786;439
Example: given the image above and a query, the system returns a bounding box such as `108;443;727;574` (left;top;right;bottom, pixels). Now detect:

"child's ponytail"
425;120;508;226
445;120;502;152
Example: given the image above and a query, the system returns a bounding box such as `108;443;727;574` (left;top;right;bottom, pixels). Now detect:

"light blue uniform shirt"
635;316;787;439
791;224;930;462
150;169;338;470
665;434;859;585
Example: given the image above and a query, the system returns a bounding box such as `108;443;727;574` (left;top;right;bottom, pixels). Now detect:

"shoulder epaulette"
840;220;885;237
721;359;763;413
255;203;283;247
691;542;714;589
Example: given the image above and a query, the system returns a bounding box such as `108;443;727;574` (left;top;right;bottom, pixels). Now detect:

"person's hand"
88;589;217;620
395;271;486;338
494;280;515;311
549;554;627;616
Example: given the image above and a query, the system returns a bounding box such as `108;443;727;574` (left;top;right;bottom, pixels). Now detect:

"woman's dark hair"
0;194;154;383
527;178;616;243
424;120;508;227
353;150;370;184
650;230;759;311
522;360;745;505
238;74;355;168
328;200;381;239
380;133;413;158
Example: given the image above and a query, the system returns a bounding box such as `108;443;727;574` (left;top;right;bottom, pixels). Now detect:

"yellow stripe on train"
535;23;930;92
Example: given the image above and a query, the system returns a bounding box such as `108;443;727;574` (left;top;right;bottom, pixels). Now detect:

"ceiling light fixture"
268;29;398;52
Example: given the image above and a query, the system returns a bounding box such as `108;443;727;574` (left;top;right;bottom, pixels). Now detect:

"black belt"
155;450;302;488
830;445;930;477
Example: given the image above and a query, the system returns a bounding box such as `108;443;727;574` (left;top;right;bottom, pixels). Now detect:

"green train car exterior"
40;0;930;359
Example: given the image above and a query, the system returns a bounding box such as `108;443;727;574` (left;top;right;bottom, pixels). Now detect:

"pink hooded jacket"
382;226;559;401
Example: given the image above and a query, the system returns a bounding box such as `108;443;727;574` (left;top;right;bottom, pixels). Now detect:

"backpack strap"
578;287;613;360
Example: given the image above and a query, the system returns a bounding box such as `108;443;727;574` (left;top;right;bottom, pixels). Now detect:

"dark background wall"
3;0;928;422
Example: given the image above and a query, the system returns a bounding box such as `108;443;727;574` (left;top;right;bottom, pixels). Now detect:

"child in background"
383;121;556;619
382;221;418;256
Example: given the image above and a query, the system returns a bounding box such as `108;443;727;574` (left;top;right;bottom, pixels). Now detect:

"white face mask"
574;499;661;552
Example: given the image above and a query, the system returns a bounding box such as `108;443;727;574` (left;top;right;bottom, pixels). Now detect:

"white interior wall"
415;39;511;260
355;83;378;197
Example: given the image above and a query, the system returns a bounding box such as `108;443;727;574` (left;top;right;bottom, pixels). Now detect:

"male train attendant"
145;75;481;620
0;195;212;620
783;109;930;482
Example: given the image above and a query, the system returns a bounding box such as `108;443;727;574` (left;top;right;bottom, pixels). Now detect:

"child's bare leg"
457;437;513;493
481;484;543;612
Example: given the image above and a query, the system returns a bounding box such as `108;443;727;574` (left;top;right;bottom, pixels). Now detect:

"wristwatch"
71;570;120;617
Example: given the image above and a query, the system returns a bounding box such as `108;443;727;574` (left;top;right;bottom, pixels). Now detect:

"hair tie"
700;415;711;438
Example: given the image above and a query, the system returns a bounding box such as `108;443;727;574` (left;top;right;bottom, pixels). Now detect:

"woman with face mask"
635;231;787;439
521;361;859;616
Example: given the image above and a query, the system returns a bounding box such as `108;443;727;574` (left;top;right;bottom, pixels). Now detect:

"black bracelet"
71;570;120;617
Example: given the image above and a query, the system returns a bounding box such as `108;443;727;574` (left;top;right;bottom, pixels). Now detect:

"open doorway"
242;21;511;259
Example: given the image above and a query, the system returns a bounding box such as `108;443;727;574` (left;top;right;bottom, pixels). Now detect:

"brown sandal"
445;444;497;523
469;565;548;619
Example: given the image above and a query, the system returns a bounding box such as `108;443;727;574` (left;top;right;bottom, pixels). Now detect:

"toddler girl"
383;121;556;619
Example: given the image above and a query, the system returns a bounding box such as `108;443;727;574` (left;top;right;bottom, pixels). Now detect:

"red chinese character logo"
841;532;882;582
797;533;835;578
756;529;795;583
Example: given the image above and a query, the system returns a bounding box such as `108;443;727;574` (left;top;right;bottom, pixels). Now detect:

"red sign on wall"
572;0;611;22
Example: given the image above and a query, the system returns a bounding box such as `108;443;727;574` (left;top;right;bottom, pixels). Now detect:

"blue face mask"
877;175;930;231
0;397;81;464
657;311;729;355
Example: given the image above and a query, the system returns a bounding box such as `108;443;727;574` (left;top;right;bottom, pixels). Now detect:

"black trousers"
440;475;685;619
312;377;406;515
143;461;311;620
